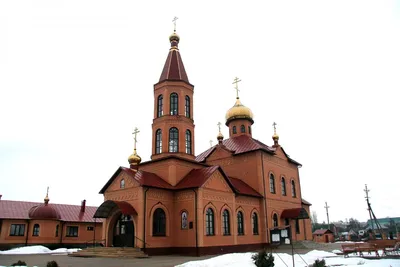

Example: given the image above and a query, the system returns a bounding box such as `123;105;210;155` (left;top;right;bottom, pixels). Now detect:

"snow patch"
0;245;81;255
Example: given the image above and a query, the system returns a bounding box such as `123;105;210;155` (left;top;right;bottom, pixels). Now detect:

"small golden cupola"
272;122;279;147
128;127;142;170
225;77;254;138
217;122;224;144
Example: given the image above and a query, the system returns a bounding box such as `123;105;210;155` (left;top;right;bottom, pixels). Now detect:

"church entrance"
113;214;134;247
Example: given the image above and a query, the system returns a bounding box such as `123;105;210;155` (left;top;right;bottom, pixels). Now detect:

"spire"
128;127;142;169
272;122;279;146
217;122;224;144
158;18;189;84
44;187;49;205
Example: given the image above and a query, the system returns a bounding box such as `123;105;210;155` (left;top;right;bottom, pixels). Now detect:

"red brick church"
94;28;312;256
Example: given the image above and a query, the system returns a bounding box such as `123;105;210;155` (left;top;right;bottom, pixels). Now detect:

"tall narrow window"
273;213;279;228
181;211;188;229
240;125;245;133
32;224;40;236
155;129;162;154
237;211;244;235
281;177;286;196
170;93;178;115
55;225;59;237
169;127;179;152
185;95;190;118
222;209;230;235
233;126;237;134
120;179;125;189
252;212;259;235
206;208;214;236
157;95;163;117
153;208;166;236
269;174;276;194
248;126;252;134
291;180;296;197
185;130;192;154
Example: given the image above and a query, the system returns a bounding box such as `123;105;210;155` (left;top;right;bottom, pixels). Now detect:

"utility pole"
324;201;330;229
364;184;384;238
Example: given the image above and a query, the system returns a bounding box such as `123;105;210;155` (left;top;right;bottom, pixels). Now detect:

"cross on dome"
232;77;242;99
132;127;140;150
172;17;178;32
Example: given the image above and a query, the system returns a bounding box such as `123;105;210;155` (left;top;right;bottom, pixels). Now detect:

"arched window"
170;93;178;115
237;211;244;235
240;125;245;133
222;209;230;235
206;208;214;236
55;225;59;237
120;179;125;189
233;126;237;134
273;213;279;228
281;177;286;196
252;212;259;235
169;127;179;152
155;129;162;154
181;211;188;229
185;95;190;118
248;126;252;134
32;224;40;236
185;130;192;154
153;208;166;236
269;173;276;194
285;218;290;226
157;95;163;117
291;180;296;197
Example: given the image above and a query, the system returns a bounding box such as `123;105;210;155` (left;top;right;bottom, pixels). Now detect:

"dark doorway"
113;214;134;247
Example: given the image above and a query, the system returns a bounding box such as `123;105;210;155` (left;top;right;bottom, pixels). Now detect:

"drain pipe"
143;188;149;250
192;189;198;256
261;153;269;244
25;219;30;246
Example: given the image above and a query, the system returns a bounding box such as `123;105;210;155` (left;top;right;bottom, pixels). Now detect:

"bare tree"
311;211;318;225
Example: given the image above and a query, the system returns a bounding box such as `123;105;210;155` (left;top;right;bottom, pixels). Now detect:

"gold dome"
169;32;180;43
225;98;254;125
217;131;224;140
128;149;141;165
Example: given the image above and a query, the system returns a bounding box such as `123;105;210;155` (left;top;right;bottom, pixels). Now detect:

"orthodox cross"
272;122;277;135
172;17;178;32
209;140;213;147
232;77;241;98
132;127;140;150
217;122;222;133
46;186;49;197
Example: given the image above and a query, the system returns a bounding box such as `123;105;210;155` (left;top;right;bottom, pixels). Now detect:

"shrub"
312;259;326;267
252;250;275;267
11;260;27;266
46;260;59;267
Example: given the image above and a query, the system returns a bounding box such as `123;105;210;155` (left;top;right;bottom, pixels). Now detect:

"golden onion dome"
225;98;254;125
128;149;141;165
169;32;180;43
272;133;279;140
217;131;224;140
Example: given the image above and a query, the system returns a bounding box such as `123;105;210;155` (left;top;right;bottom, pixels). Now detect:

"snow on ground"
0;245;80;255
175;250;400;267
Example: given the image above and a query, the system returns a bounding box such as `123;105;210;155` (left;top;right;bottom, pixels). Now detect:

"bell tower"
151;24;195;161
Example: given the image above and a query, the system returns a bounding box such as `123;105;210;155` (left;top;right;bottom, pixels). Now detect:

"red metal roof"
281;208;310;219
93;200;137;218
313;229;333;235
159;45;189;84
0;200;100;222
195;135;301;167
301;198;312;206
227;177;262;198
175;166;219;189
99;167;175;193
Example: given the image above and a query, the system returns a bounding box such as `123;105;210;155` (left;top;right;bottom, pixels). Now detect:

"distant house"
0;193;102;250
312;229;334;243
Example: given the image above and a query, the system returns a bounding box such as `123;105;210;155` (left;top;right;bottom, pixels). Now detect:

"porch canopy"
93;200;137;218
281;207;309;219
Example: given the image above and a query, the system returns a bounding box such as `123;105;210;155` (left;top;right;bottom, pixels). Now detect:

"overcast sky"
1;1;399;223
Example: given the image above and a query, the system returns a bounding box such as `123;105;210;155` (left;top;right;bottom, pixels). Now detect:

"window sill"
66;236;78;237
223;233;231;236
238;233;244;236
206;234;215;236
153;234;166;237
253;233;259;235
9;235;24;237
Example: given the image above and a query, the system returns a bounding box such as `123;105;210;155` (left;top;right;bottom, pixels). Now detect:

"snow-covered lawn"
0;245;80;255
175;250;400;267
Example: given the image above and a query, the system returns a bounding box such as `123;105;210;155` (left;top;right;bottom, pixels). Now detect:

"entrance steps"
69;247;149;259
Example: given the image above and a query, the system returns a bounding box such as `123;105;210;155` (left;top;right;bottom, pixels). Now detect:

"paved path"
0;254;215;267
0;244;341;267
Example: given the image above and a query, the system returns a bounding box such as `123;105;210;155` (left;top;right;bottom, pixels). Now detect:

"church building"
94;28;312;256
